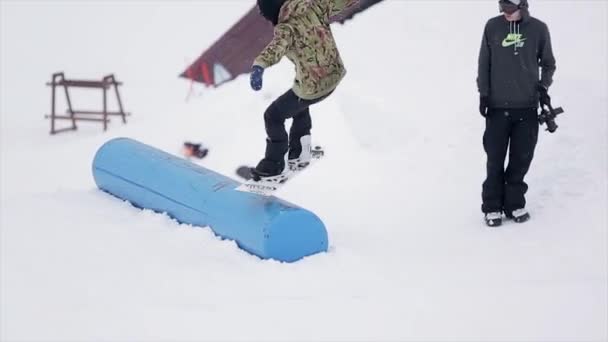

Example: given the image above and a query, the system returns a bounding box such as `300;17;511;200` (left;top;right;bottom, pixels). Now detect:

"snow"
1;1;607;341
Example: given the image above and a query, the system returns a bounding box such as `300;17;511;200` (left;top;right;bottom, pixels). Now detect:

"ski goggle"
499;0;521;14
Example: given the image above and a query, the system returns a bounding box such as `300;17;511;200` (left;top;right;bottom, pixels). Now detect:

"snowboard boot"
252;158;285;180
252;139;287;180
506;208;530;223
288;135;312;171
484;212;503;227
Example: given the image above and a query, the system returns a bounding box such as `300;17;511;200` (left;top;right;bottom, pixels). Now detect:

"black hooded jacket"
477;12;556;109
257;0;287;26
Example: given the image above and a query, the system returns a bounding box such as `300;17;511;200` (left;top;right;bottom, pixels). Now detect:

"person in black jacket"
477;0;556;227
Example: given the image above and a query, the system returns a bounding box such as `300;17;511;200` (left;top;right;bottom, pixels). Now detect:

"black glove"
479;96;489;118
538;83;551;108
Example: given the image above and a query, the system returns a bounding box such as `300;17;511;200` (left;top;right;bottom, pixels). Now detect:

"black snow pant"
482;108;539;214
263;89;331;162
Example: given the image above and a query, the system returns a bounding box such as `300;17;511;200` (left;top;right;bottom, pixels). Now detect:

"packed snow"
1;1;606;341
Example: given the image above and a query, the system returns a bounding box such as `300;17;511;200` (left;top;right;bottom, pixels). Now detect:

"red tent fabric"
180;0;383;87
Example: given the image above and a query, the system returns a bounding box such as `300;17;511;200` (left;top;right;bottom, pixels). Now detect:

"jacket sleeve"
538;22;556;89
476;22;491;97
253;24;294;68
326;0;359;17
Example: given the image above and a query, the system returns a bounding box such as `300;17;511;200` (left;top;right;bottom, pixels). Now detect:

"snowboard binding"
235;145;325;196
249;168;289;183
288;146;324;171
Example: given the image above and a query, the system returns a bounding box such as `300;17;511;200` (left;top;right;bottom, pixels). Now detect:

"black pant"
263;89;330;161
482;108;539;214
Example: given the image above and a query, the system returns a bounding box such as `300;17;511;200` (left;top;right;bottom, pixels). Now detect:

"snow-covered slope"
1;1;606;341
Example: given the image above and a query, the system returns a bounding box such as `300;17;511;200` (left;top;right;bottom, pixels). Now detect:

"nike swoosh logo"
502;38;526;47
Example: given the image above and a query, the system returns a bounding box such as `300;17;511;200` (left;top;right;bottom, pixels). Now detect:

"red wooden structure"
180;0;383;88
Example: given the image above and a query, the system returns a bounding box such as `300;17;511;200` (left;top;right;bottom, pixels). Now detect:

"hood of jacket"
257;0;287;26
258;0;314;26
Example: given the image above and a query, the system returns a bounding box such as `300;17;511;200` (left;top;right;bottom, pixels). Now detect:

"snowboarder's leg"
256;90;329;177
287;91;332;161
254;138;288;177
503;109;538;216
288;108;312;161
256;91;312;176
482;110;511;214
263;92;296;149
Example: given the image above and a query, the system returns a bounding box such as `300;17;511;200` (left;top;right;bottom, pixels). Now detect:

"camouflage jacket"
253;0;357;100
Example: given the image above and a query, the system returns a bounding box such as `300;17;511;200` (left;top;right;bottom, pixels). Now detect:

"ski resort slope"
1;1;606;341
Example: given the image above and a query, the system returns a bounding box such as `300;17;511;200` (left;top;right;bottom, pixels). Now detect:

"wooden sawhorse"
45;72;130;134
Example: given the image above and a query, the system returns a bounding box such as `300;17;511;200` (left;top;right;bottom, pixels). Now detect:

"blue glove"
250;65;264;91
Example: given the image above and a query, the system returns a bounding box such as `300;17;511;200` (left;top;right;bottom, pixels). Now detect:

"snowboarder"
477;0;556;227
249;0;357;178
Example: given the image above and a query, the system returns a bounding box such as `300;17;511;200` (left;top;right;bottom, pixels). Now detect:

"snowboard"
235;146;324;196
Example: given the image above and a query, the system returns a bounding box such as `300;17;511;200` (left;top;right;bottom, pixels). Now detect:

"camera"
538;104;564;133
